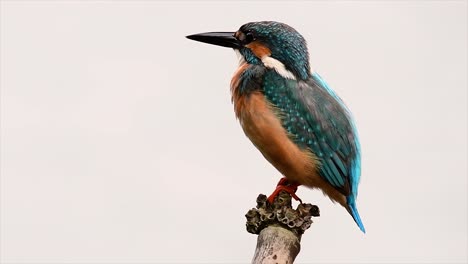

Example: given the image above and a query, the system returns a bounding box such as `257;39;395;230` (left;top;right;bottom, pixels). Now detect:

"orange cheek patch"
246;41;271;58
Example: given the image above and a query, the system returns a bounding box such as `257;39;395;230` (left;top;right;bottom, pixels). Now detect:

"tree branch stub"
245;191;320;264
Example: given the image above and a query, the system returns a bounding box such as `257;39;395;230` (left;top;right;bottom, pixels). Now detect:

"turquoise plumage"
239;66;365;233
187;21;366;233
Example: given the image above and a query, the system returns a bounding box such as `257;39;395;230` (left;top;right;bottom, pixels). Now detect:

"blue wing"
262;71;361;199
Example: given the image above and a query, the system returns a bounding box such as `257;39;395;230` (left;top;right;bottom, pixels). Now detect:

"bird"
186;21;365;233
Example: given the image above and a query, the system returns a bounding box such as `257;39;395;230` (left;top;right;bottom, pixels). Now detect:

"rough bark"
245;191;320;264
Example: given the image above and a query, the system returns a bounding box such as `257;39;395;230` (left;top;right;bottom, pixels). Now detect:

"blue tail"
347;197;366;233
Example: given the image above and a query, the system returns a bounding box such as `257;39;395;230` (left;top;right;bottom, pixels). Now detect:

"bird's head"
187;21;310;80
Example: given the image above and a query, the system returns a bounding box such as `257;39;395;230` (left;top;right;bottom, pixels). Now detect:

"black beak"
186;32;240;49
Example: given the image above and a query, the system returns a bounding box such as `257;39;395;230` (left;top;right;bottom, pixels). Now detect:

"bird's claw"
267;178;302;204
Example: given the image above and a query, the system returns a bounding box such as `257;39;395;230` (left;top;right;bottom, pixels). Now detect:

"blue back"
262;69;366;232
262;70;361;199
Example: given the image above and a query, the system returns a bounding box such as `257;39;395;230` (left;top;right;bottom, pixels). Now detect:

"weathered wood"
245;191;320;264
252;226;300;264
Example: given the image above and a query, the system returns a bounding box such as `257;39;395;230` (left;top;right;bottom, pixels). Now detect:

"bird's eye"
244;32;254;44
235;30;256;45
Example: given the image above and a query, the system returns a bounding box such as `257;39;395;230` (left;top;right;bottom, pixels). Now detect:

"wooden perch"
245;191;320;264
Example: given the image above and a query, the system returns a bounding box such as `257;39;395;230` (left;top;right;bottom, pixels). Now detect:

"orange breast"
235;91;320;186
230;62;250;118
229;64;347;206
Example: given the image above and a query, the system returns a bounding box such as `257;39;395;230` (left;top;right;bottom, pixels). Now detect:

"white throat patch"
261;56;296;80
235;50;246;66
235;50;296;80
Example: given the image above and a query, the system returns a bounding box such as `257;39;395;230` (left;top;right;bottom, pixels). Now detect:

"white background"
1;1;467;263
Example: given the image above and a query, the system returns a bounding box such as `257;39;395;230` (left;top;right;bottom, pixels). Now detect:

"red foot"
267;178;302;204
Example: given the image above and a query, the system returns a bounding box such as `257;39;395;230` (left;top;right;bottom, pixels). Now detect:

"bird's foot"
267;178;302;204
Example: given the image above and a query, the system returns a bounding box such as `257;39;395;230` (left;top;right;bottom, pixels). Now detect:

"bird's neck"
230;61;267;118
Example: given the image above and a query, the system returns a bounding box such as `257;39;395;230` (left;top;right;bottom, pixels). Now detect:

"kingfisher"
186;21;365;233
